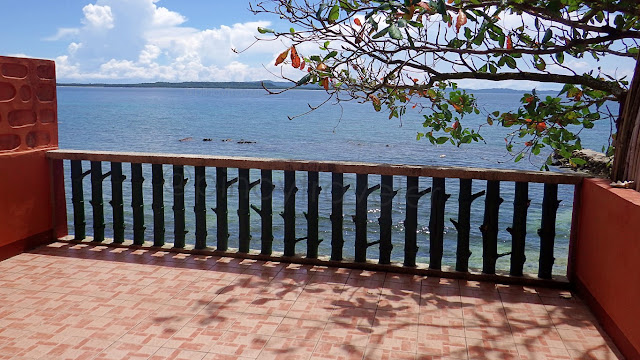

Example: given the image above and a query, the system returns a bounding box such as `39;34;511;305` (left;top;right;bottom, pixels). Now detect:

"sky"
0;0;635;89
0;0;289;83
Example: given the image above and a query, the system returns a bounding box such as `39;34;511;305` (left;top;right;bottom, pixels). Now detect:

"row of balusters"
70;160;561;279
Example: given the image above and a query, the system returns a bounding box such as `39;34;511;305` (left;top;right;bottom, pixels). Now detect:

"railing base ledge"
55;236;569;289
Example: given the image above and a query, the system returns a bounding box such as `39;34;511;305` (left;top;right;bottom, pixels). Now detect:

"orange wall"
574;178;640;359
0;56;66;259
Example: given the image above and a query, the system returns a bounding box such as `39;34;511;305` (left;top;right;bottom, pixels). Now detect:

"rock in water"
552;149;612;177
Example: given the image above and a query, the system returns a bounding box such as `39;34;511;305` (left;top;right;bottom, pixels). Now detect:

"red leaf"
354;18;362;26
417;2;430;11
290;46;301;68
506;36;513;50
275;49;290;66
321;78;329;90
300;60;306;70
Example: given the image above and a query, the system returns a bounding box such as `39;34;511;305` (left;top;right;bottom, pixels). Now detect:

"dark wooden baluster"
70;160;88;240
110;162;125;244
378;175;397;265
282;171;298;256
452;179;485;272
354;174;380;263
90;161;108;243
173;165;187;248
538;183;560;279
481;180;502;274
152;164;165;247
404;176;431;267
238;169;260;253
131;163;146;245
306;171;322;259
194;166;207;250
213;167;237;251
330;173;349;261
251;170;274;255
429;177;450;270
509;182;529;276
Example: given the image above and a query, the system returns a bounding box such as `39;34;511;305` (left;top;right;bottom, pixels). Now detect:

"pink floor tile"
368;328;418;353
416;333;467;358
0;245;624;360
208;331;269;359
310;342;366;360
121;320;178;347
228;313;284;336
162;327;225;352
320;322;371;347
149;347;208;360
363;347;416;360
94;341;160;360
274;318;327;341
259;336;317;360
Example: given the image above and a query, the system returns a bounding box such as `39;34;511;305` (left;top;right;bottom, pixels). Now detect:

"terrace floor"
0;242;623;360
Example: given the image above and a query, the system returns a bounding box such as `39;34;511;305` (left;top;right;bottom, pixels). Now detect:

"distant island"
58;81;320;90
57;81;557;93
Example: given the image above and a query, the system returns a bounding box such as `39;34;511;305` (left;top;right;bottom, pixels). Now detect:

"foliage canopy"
250;0;640;168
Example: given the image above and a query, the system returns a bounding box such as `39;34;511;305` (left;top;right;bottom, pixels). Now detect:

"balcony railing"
46;150;585;285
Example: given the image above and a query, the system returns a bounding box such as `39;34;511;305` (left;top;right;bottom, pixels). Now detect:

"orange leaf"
447;0;454;3
354;18;362;26
317;63;327;71
369;94;380;106
321;78;329;90
455;9;467;33
290;46;301;69
300;60;306;70
536;122;547;132
275;49;289;66
506;36;513;49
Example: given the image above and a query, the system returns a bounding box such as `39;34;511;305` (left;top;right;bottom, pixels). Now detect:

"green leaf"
316;3;328;19
436;136;449;144
372;26;390;39
323;51;338;60
389;24;402;40
556;52;564;64
505;56;517;69
328;5;340;23
436;0;447;16
571;157;587;166
515;153;524;162
542;29;553;44
296;73;312;86
257;27;275;34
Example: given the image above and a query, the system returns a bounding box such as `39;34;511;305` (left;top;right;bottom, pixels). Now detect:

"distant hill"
57;81;559;94
58;80;321;90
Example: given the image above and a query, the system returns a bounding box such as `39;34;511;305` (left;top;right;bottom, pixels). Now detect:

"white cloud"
82;4;115;30
68;42;83;55
152;7;186;27
51;0;285;83
45;28;80;41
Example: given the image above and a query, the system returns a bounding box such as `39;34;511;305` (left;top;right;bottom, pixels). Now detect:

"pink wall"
574;178;640;359
0;56;66;260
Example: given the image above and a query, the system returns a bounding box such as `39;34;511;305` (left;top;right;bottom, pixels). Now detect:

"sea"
57;86;616;276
